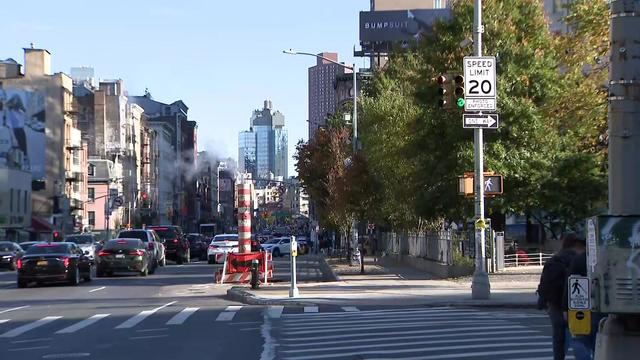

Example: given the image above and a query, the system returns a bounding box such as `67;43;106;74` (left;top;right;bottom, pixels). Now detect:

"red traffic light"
142;192;148;200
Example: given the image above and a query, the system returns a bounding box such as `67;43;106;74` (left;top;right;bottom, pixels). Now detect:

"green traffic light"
456;98;465;108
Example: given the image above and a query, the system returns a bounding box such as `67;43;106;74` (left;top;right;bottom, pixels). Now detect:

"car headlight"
2;255;12;259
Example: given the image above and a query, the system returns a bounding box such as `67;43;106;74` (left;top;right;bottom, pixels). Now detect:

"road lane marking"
115;301;177;329
341;307;359;312
365;348;557;360
55;314;110;334
129;334;169;340
304;306;318;313
166;307;199;325
8;345;51;352
281;306;456;318
215;305;243;322
11;337;53;344
42;353;91;358
0;316;62;338
135;328;168;333
266;305;284;319
88;287;106;293
282;311;486;326
0;305;29;314
225;305;242;311
0;319;10;324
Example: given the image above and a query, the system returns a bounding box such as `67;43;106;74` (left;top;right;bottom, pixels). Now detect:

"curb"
225;286;538;309
317;253;341;282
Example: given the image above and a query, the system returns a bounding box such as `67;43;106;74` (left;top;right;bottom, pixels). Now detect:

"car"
17;242;92;288
116;229;163;271
187;233;208;261
0;241;24;270
207;234;239;264
18;241;42;252
147;226;190;264
96;238;152;277
296;237;311;255
64;234;99;262
261;237;292;258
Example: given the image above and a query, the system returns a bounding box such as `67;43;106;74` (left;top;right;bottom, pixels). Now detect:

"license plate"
115;254;125;259
37;260;48;266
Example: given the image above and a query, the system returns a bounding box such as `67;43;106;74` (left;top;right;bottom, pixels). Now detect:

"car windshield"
25;244;70;255
104;239;141;250
149;228;177;240
0;243;15;252
212;235;237;243
64;235;94;244
117;231;148;242
19;242;38;251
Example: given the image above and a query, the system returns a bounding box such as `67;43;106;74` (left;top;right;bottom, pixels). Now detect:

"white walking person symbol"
484;178;493;191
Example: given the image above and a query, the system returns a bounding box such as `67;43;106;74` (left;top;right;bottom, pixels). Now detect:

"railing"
504;252;553;267
379;231;466;265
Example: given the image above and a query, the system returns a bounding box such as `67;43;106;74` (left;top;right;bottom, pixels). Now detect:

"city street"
0;261;563;360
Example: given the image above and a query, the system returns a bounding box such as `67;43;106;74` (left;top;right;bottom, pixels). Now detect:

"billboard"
359;8;451;43
0;88;46;180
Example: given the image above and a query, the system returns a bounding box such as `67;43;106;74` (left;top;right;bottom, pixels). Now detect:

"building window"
88;164;95;176
88;187;95;201
88;211;95;226
10;189;13;212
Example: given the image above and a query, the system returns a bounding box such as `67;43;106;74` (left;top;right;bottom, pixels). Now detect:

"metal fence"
378;230;467;265
504;252;553;267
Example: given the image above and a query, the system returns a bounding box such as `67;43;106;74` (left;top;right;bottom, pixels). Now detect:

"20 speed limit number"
463;56;496;111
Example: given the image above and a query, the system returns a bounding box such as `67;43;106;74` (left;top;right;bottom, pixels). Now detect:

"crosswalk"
272;307;562;360
0;304;368;340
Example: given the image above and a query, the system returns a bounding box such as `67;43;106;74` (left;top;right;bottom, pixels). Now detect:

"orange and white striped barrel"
237;181;252;253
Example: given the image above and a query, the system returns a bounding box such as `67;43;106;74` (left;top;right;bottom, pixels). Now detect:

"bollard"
250;259;260;290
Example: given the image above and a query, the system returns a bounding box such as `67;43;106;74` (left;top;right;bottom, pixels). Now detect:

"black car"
18;241;42;252
187;234;207;261
96;239;152;277
0;241;24;270
147;226;190;264
17;242;91;288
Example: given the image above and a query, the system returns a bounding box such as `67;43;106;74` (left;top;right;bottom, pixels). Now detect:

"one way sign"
463;114;499;129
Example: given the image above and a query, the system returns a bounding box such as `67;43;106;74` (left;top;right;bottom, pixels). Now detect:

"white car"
207;234;239;264
64;234;99;262
261;237;292;257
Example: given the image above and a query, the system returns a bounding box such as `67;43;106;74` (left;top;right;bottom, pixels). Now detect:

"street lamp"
283;48;360;267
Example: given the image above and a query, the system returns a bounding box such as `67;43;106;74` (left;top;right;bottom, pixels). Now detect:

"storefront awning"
31;217;53;233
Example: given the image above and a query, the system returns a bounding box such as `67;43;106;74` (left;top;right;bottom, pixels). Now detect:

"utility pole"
351;63;360;267
470;0;491;300
594;0;640;358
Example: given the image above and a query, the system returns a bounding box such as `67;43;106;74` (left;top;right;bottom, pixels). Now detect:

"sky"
0;0;370;176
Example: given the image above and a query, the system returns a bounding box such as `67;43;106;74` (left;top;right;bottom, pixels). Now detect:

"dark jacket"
539;249;577;307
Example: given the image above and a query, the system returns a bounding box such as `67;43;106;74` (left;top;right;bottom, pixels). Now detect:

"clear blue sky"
0;0;370;176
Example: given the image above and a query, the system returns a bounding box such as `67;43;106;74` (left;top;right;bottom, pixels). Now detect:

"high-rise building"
238;100;288;180
308;52;341;140
370;0;447;10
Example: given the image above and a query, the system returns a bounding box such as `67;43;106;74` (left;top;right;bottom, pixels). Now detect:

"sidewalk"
226;255;541;308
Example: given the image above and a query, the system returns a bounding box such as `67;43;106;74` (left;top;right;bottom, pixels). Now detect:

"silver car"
64;234;99;262
116;229;166;269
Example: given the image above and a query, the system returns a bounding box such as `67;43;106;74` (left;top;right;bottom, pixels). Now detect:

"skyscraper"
238;100;288;179
308;52;341;140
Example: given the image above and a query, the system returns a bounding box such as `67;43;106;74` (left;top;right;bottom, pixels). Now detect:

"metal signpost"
289;236;299;298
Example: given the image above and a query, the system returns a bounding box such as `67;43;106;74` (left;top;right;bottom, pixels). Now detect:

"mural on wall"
0;88;45;179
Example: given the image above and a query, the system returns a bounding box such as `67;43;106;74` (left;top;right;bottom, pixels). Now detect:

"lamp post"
283;49;360;266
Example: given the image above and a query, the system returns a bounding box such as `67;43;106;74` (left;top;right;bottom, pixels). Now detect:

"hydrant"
250;259;260;290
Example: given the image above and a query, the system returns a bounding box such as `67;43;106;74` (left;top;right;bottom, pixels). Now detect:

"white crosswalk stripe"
0;316;62;338
216;305;243;322
0;319;10;324
341;306;359;312
303;306;318;313
266;305;284;319
166;307;199;325
274;308;556;360
56;314;110;334
115;301;176;329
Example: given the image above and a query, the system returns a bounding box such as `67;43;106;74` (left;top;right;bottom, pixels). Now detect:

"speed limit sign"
463;56;496;111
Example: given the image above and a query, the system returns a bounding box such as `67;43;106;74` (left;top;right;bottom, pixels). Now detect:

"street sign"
112;196;124;208
463;114;498;129
463;56;497;111
568;275;590;310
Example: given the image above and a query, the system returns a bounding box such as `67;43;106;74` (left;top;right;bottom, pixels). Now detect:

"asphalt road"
0;262;563;360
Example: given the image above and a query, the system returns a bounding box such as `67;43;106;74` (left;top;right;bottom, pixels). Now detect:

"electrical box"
587;215;640;314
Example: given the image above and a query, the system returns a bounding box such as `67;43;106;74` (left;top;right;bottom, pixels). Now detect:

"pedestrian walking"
537;233;586;360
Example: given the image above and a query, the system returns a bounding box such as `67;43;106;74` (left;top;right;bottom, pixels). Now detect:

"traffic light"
53;231;61;242
454;75;465;109
437;75;450;109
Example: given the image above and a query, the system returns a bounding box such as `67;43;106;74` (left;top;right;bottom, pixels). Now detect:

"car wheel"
17;279;27;288
84;268;92;282
208;256;215;264
159;257;166;267
273;248;281;258
176;255;183;265
9;260;16;271
140;266;148;277
70;267;80;286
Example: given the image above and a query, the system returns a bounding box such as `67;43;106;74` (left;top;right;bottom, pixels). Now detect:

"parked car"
116;229;163;271
17;242;92;288
187;233;208;261
207;234;239;264
64;234;99;262
0;241;24;270
147;226;189;264
261;237;292;257
96;239;152;277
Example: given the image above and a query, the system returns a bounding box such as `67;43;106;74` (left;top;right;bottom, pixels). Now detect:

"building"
542;0;569;34
238;100;288;179
308;53;342;140
196;151;216;226
131;92;198;230
0;47;83;238
86;159;121;240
